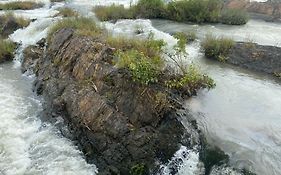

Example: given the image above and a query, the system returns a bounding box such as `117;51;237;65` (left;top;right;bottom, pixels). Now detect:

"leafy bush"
0;39;16;63
56;7;79;17
201;34;235;61
47;17;102;42
221;9;249;25
112;35;165;85
116;50;161;85
0;1;43;10
94;5;135;21
166;65;215;94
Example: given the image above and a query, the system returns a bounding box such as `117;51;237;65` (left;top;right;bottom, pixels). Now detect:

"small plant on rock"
201;34;234;61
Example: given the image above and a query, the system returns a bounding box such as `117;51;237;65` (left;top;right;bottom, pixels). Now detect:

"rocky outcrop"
227;42;281;77
225;0;281;21
22;28;202;174
0;15;30;38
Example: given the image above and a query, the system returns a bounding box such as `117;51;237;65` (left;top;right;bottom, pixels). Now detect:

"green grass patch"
47;17;102;42
94;5;135;21
0;39;16;63
0;1;43;10
221;9;249;25
201;34;235;61
55;7;79;17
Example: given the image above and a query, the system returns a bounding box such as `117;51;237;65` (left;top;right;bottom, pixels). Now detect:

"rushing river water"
151;20;281;175
0;0;98;174
0;0;280;174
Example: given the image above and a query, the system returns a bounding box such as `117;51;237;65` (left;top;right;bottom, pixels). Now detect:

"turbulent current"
0;0;280;175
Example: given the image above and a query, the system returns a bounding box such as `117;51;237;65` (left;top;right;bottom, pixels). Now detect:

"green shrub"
94;4;135;21
134;0;166;19
221;9;249;25
0;39;16;63
201;34;235;61
166;0;222;23
47;17;102;42
112;35;165;85
0;1;43;10
55;7;79;17
116;49;161;85
130;163;147;175
166;65;215;93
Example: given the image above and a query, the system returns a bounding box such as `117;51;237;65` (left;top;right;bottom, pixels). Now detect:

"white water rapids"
1;0;280;175
0;0;98;174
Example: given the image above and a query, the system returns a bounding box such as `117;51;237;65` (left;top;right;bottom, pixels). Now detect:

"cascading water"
0;0;97;174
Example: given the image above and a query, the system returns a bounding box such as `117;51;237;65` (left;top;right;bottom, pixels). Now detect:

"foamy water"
1;1;97;174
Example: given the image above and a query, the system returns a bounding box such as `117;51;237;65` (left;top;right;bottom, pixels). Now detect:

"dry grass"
0;1;43;10
47;17;102;42
55;7;79;17
0;39;16;63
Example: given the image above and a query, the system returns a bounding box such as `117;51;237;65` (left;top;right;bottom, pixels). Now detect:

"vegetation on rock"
201;34;235;61
221;9;249;25
47;17;102;42
0;13;30;38
0;1;43;10
93;0;249;25
55;7;79;17
0;39;16;63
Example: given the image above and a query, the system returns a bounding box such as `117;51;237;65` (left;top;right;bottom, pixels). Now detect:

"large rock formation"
22;28;202;174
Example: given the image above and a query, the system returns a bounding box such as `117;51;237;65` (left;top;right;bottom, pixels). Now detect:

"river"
0;0;280;175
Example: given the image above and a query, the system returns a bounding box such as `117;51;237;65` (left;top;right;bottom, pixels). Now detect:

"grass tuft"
0;1;43;10
201;34;235;61
55;7;79;17
0;39;16;63
47;17;102;42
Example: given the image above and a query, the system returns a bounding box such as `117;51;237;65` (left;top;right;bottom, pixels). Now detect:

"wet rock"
227;42;281;78
22;41;45;74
